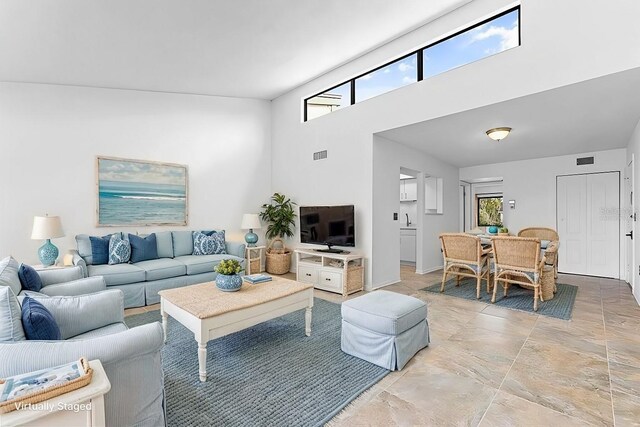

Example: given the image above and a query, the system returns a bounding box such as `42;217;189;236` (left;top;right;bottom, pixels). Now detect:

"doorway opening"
399;167;421;272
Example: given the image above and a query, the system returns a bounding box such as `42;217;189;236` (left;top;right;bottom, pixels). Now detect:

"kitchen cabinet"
400;179;417;202
400;228;417;263
425;176;443;214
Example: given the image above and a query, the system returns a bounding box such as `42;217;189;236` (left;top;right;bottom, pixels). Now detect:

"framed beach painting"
96;156;188;226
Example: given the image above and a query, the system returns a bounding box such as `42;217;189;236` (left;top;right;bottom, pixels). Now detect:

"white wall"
373;135;459;287
271;0;640;287
0;82;272;263
460;148;627;278
626;119;640;303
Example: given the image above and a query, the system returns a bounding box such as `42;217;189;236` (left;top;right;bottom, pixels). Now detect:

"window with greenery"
477;196;503;227
303;6;520;121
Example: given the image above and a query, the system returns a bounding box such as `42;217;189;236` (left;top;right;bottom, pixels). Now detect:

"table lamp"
31;215;65;266
241;214;261;247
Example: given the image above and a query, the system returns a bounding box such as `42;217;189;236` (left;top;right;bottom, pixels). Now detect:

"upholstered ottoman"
341;290;429;370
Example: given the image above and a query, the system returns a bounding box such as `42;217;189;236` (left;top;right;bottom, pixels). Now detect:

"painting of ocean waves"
97;157;188;226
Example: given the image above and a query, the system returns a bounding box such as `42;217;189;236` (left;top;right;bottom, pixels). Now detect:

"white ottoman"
341;290;429;370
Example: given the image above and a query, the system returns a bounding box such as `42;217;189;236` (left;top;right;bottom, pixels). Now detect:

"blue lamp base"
244;230;259;247
38;239;59;266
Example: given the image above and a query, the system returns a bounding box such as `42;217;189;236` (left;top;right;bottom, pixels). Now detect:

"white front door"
557;172;620;278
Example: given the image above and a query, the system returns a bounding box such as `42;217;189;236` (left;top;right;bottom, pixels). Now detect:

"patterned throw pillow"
109;234;131;265
192;231;227;255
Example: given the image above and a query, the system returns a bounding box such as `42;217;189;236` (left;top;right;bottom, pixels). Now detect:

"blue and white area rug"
422;277;578;320
125;298;388;426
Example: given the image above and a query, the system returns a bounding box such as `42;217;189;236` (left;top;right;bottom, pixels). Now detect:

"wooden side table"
245;246;266;275
0;360;111;427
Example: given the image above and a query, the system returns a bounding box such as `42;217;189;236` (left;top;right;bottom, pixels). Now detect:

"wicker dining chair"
517;227;560;278
491;236;546;311
439;233;492;299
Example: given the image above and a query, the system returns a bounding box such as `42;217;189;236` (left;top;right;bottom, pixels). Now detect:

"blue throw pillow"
21;297;62;340
89;235;112;265
18;264;43;292
109;234;131;265
129;234;158;263
193;231;226;255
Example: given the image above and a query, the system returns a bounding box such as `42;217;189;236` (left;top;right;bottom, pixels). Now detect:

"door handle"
626;231;633;239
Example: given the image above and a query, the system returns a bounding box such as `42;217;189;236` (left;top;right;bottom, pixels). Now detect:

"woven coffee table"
159;276;314;382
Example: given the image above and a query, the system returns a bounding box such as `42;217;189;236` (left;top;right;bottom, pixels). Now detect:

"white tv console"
294;249;365;297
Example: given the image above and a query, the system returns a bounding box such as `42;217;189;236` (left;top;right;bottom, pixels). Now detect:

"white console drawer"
298;266;318;284
317;271;343;292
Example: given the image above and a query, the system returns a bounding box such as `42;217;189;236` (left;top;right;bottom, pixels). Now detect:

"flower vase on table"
214;259;244;292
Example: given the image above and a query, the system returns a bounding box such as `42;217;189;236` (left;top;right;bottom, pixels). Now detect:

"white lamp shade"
486;127;512;141
31;216;65;240
241;214;262;230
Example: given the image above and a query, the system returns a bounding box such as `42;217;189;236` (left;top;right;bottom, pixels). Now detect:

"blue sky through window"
305;8;519;120
355;53;418;103
325;82;351;108
424;10;519;79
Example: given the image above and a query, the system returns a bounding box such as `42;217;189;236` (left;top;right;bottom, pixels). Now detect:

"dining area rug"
422;277;578;320
125;298;388;427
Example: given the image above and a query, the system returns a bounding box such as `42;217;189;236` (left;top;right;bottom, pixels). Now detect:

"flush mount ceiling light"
486;127;512;142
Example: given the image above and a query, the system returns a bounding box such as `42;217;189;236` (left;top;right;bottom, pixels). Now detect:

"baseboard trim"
415;265;443;275
370;279;400;290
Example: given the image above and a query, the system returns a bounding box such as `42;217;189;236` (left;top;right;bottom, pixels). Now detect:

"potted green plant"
260;193;296;274
498;227;509;235
214;259;244;292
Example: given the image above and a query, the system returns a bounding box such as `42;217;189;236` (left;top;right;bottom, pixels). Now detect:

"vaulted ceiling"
0;0;469;99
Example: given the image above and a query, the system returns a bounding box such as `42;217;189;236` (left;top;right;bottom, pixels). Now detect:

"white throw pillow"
0;286;26;341
0;256;22;296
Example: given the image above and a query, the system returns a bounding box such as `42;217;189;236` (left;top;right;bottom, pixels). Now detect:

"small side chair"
491;236;546;311
439;233;492;299
517;227;560;278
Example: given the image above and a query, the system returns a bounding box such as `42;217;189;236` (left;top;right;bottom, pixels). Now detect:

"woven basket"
249;257;260;274
265;238;291;275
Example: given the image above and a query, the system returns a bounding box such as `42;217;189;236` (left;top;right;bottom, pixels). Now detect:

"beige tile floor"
125;267;640;426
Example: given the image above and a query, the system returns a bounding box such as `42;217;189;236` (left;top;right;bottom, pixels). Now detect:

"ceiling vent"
313;150;327;161
576;156;594;166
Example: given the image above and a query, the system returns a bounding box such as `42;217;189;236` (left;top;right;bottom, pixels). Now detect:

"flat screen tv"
299;205;355;253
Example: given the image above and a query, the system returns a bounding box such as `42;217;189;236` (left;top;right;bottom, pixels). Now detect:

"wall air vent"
576;156;595;166
313;150;327;161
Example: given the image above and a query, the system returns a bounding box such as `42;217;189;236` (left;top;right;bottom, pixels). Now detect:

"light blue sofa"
0;287;166;427
72;230;246;308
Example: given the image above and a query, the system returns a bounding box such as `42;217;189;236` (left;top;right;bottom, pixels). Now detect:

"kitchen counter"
400;226;417;230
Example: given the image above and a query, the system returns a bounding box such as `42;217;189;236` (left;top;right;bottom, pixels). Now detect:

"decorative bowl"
215;273;243;292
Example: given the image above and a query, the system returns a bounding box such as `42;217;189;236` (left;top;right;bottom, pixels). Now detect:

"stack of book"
243;274;272;284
